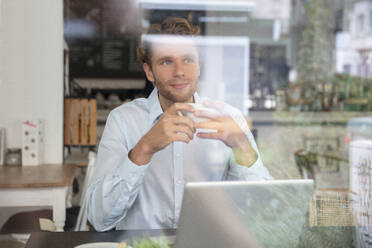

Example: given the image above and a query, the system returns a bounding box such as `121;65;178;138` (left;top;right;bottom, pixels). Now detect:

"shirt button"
177;179;182;184
176;153;181;157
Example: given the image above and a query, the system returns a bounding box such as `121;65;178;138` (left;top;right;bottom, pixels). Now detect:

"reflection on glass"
62;0;371;246
2;0;371;246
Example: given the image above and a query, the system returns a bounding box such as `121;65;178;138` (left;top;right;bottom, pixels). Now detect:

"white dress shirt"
86;88;272;231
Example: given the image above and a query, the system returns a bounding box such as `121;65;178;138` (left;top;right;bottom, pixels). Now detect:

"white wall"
335;32;360;76
251;0;291;20
350;1;372;37
349;1;372;51
0;0;63;163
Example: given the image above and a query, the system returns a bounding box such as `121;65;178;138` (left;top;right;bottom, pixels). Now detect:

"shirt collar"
148;88;163;125
148;87;202;125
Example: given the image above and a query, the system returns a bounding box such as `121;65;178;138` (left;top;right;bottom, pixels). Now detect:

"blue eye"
161;60;171;65
184;58;194;63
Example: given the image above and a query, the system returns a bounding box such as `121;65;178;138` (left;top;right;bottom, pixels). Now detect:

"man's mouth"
170;83;189;89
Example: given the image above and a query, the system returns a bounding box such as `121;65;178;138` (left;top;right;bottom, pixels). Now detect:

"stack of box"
22;120;44;166
348;117;372;248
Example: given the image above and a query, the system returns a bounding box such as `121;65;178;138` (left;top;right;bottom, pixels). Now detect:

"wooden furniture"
64;98;97;147
25;229;176;248
0;164;76;232
75;151;96;231
309;189;354;227
24;225;354;248
294;149;315;179
0;209;53;234
345;98;369;111
295;136;348;180
302;136;341;168
294;149;348;180
0;240;24;248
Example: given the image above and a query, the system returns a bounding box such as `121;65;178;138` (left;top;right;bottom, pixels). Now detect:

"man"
86;17;272;231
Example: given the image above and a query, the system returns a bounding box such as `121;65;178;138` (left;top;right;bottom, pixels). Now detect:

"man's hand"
194;101;257;167
129;103;196;165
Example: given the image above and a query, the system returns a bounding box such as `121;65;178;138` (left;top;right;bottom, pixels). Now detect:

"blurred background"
0;0;372;246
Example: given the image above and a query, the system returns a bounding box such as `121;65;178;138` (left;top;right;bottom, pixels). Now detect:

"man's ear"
143;63;155;83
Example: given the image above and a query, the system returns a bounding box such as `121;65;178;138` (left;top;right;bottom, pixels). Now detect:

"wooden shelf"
75;78;146;90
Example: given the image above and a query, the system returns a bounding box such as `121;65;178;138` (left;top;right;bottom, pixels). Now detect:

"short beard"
154;77;197;103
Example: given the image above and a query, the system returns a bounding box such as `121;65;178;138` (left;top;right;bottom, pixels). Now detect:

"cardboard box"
22;120;44;166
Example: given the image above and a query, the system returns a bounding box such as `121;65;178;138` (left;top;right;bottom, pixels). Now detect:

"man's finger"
194;109;223;120
173;133;191;143
203;100;226;114
195;121;222;131
196;132;221;140
173;116;196;132
172;124;195;140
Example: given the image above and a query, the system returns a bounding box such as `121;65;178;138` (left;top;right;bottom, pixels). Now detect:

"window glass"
60;0;372;246
1;0;372;246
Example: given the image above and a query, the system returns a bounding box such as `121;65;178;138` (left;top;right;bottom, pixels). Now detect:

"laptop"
175;180;314;248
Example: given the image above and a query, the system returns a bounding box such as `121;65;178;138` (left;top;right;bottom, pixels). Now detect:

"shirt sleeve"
86;111;149;231
227;149;273;181
225;106;273;181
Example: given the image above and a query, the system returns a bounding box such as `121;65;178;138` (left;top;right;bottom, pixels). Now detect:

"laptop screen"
176;180;314;248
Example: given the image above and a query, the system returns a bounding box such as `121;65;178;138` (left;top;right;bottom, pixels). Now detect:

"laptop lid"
175;179;314;248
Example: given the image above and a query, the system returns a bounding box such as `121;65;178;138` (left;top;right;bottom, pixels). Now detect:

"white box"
349;139;372;248
22;120;44;166
348;116;372;248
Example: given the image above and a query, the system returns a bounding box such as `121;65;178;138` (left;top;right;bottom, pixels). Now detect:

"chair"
302;136;343;172
74;151;97;231
294;149;315;179
296;135;348;179
295;149;348;180
0;209;53;244
300;189;355;247
302;136;340;153
309;189;355;226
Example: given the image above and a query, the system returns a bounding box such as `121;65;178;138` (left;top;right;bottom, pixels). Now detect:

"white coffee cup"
181;103;218;122
181;103;220;133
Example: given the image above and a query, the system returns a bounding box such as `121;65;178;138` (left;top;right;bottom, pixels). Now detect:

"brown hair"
137;17;200;66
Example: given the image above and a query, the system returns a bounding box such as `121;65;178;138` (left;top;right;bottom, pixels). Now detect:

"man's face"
143;39;200;104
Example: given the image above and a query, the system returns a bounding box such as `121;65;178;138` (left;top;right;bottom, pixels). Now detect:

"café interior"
0;0;372;247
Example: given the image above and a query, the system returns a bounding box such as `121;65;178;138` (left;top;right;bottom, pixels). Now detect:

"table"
25;229;176;248
0;164;77;231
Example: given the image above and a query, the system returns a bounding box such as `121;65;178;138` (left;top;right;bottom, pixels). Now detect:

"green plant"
332;73;372;111
131;236;172;248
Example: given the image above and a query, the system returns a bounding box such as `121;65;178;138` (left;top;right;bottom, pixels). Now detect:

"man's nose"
173;60;185;77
